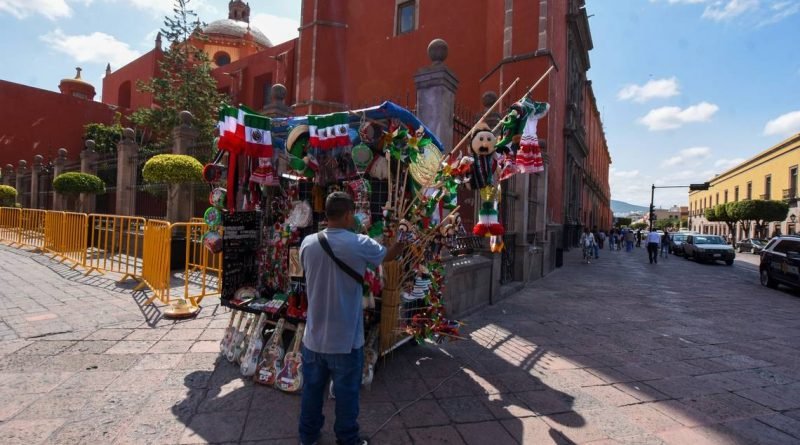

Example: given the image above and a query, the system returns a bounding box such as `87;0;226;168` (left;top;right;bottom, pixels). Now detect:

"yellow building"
688;133;800;239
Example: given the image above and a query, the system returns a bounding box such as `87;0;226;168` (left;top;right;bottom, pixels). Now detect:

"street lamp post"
649;182;710;232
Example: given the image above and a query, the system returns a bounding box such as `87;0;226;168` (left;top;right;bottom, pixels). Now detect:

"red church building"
2;0;611;278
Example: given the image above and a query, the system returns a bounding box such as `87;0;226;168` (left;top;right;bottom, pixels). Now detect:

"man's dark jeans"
647;242;659;263
299;346;364;445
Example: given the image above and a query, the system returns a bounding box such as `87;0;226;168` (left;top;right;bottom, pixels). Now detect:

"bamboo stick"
490;65;555;134
446;77;520;157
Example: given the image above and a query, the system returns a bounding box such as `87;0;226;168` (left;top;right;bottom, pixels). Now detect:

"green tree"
631;222;648;230
735;200;789;238
615;217;632;227
131;0;225;153
654;219;676;231
711;203;741;243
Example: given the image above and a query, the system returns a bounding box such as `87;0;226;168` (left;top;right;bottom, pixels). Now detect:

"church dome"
202;19;272;48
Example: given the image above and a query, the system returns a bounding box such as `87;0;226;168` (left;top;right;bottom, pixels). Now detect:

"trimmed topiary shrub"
0;185;17;206
142;154;203;184
53;172;106;195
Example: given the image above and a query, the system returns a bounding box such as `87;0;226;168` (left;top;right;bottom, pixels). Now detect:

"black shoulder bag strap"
317;232;364;285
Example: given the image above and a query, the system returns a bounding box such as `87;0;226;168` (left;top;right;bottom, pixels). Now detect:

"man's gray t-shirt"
300;228;386;354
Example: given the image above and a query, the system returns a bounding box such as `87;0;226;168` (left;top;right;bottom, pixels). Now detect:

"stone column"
80;140;98;214
2;164;14;187
263;84;293;118
52;149;67;210
15;160;27;207
169;111;197;222
116;128;139;216
481;91;502;128
30;155;43;209
414;39;459;151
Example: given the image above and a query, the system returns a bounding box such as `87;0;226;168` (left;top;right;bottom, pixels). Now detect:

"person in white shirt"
580;227;596;263
646;230;661;264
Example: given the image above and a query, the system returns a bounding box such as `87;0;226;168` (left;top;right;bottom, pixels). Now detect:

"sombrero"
286;125;309;153
164;299;200;319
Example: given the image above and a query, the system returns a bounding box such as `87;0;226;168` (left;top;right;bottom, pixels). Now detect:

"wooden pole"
490;65;555;134
446;77;520;157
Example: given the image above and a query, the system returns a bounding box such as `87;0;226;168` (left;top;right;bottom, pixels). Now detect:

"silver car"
683;234;736;265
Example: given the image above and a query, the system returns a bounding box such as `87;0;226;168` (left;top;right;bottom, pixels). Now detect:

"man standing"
299;192;404;445
646;230;661;264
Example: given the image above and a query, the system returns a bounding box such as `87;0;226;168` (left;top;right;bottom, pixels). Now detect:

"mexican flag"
244;113;273;157
217;105;239;150
308;113;350;150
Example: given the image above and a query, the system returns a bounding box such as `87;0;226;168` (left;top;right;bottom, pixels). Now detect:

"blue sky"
1;0;799;208
588;0;800;207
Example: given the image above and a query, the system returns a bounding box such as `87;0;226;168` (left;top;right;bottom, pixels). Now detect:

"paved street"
1;243;800;444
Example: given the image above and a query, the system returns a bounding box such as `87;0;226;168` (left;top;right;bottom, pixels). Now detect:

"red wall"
213;40;297;110
0;80;119;167
102;49;161;110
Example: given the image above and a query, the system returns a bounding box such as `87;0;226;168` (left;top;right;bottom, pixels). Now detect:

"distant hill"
611;200;648;215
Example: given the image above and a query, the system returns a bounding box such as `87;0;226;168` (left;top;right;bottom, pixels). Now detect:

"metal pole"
649;184;655;232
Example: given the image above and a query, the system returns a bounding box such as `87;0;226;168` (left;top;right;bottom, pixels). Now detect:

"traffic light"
649;204;656;222
689;182;710;191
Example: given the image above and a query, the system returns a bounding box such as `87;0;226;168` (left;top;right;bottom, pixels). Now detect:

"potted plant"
0;185;17;207
52;172;106;212
142;154;203;269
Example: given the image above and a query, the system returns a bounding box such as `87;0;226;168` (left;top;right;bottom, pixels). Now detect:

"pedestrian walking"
597;228;606;251
299;192;405;445
592;226;601;259
608;229;616;250
661;231;670;259
624;230;635;252
580;227;596;264
635;229;642;248
646;230;661;264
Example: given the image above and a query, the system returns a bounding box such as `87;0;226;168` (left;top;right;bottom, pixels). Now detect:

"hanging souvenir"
203;230;223;254
204;206;224;228
473;186;504;237
286;201;313;229
250;158;277;186
495;102;525;154
408;142;443;188
286;125;315;179
515;99;550;174
209;187;227;208
351;143;373;173
468;122;499;190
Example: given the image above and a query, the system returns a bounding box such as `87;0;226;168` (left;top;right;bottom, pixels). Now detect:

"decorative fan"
408;147;443;187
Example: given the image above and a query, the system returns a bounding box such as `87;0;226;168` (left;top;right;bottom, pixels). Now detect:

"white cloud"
40;29;141;68
618;77;680;103
702;0;759;21
250;13;300;45
611;169;641;178
639;102;719;130
714;157;746;170
763;110;800;137
0;0;71;20
759;0;800;25
661;146;712;167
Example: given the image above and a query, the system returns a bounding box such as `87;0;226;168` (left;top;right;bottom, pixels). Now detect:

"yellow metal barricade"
45;211;89;268
16;208;47;250
137;219;172;305
0;207;21;244
172;222;222;306
84;214;146;282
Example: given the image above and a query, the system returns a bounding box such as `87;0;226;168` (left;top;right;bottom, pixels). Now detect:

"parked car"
683;234;736;265
736;238;768;254
669;232;691;255
759;235;800;290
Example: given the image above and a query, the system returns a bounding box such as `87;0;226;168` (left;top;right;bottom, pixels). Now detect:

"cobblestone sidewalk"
1;244;800;444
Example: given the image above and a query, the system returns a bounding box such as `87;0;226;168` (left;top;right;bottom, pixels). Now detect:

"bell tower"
228;0;250;23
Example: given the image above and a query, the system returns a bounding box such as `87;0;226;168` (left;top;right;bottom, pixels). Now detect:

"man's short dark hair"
325;192;355;220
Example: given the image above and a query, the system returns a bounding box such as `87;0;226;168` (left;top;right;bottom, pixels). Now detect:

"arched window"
118;80;131;108
214;51;231;67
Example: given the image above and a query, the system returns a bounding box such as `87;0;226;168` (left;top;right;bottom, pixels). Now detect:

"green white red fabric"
516;99;549;174
308;113;350;151
243;113;273;157
473;200;505;237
